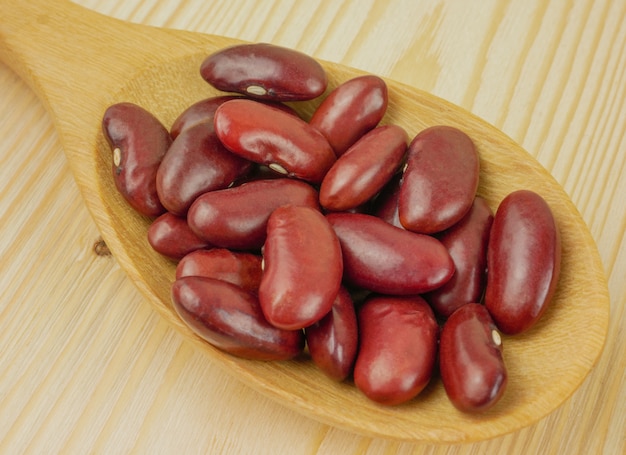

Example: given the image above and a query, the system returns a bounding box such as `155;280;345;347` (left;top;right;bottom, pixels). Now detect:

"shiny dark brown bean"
171;276;304;360
187;178;319;250
309;75;388;156
156;122;252;215
259;205;343;330
424;197;494;319
200;43;327;101
147;212;212;260
175;248;263;294
439;303;507;412
354;295;438;406
102;102;171;217
304;286;358;382
214;99;336;183
319;125;408;212
399;125;479;234
326;212;454;295
484;190;561;335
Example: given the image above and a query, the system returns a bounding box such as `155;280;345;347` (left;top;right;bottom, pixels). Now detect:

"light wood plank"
0;0;624;453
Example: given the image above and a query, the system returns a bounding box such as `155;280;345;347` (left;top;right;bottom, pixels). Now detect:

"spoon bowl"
0;0;610;443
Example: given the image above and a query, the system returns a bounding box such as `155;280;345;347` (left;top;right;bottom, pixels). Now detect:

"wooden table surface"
1;0;624;453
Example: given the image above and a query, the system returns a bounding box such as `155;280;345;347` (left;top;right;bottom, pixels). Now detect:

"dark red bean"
354;295;438;406
399;125;479;234
170;95;240;139
439;303;507;412
326;212;454;295
304;286;358;382
214;99;336;183
187;178;319;251
176;248;263;294
147;212;212;260
424;197;494;319
484;190;561;335
319;125;408;212
157;123;252;216
171;96;300;139
259;205;343;330
156;122;252;216
200;43;327;101
172;276;304;360
309;75;388;156
371;172;404;228
102;102;171;217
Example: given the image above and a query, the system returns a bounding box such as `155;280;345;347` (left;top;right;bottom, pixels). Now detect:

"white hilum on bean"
246;85;267;96
269;163;289;175
492;329;502;347
113;147;122;167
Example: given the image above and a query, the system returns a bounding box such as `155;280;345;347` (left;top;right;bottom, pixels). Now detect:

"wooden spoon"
0;0;610;443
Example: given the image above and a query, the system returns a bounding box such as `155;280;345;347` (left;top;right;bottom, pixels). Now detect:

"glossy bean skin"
170;95;240;139
319;125;408;212
304;286;358;382
187;178;319;251
170;95;299;139
354;295;438;406
156;122;252;215
399;125;479;234
214;99;336;183
484;190;561;335
147;212;212;260
200;43;327;101
175;248;263;294
326;213;454;295
439;303;507;412
371;172;404;228
424;197;494;319
172;276;304;360
102;102;171;217
259;205;343;330
309;75;388;156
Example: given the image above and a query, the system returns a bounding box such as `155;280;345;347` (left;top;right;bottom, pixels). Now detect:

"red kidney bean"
371;172;404;228
172;276;304;360
439;303;507;412
170;95;240;139
309;75;388;156
319;125;408;212
102;102;171;217
304;286;358;382
187;178;320;251
176;248;263;294
170;96;300;139
259;205;343;330
424;197;494;319
484;190;561;335
156;122;252;215
326;212;454;295
399;125;479;234
214;99;336;183
147;212;213;260
354;295;438;406
200;43;327;101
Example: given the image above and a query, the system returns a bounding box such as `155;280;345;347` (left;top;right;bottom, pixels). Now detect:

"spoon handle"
0;0;193;121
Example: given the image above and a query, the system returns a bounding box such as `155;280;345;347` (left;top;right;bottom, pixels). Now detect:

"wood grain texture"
0;0;624;453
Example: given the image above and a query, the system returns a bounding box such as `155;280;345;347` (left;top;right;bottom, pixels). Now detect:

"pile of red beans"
102;43;561;412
